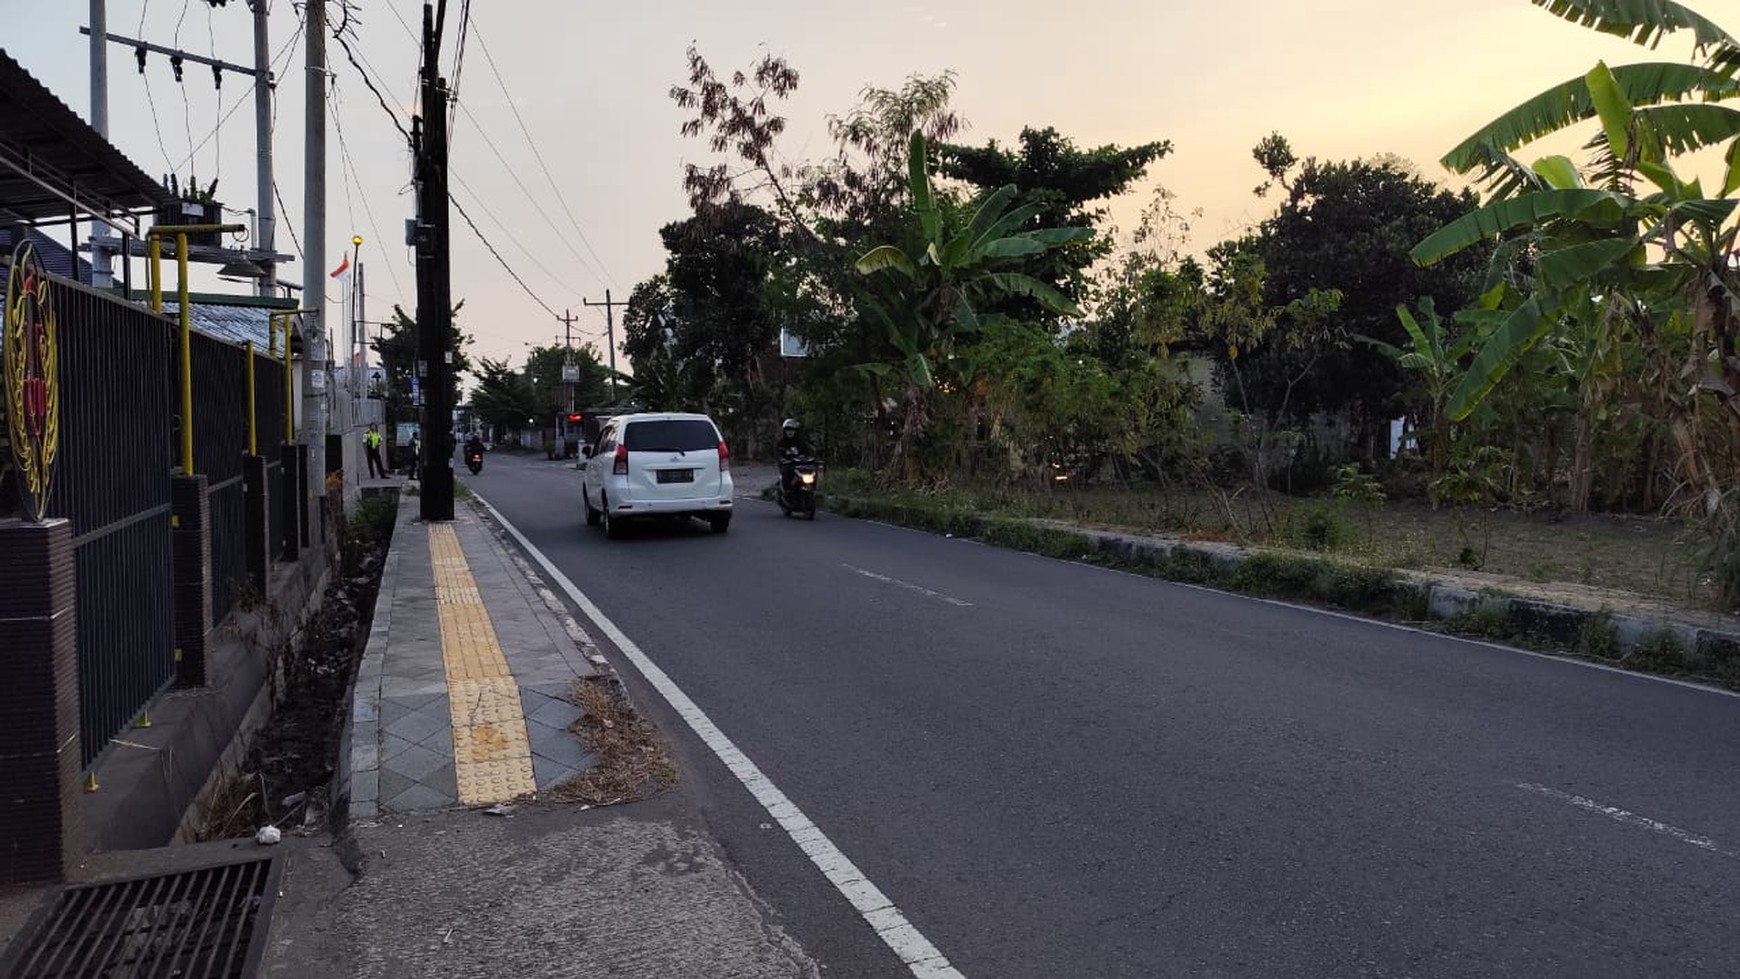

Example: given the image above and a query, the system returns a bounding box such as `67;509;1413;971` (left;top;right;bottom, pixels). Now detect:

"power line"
471;20;616;287
446;0;472;139
449;170;586;307
330;74;408;302
453;98;606;286
450;194;560;320
329;22;411;143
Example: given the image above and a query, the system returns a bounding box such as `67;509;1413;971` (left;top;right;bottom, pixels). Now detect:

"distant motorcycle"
776;455;818;520
465;447;484;475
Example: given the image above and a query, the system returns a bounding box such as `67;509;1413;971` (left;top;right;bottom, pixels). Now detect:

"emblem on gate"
4;240;60;521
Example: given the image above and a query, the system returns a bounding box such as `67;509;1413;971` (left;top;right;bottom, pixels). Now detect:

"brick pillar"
0;518;85;883
171;475;213;688
280;442;300;562
243;454;270;594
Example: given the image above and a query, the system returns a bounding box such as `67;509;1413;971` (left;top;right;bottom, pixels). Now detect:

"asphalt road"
464;450;1740;978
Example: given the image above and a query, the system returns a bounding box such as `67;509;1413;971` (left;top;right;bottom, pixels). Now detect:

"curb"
332;495;411;827
809;491;1740;689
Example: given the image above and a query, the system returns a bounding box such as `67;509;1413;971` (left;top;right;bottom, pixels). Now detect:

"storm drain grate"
1;857;282;979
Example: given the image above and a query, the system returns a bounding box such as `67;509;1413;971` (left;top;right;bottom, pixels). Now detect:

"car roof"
609;412;717;424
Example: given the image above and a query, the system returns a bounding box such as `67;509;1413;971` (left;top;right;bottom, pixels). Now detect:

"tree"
468;358;540;435
1415;0;1740;513
524;343;609;415
936;126;1172;312
856;131;1095;478
1232;137;1488;444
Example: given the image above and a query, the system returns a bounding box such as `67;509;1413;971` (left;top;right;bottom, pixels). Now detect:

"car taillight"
717;440;730;473
612;444;628;475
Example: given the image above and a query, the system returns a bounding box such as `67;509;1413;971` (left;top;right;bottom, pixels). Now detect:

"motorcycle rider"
464;431;485;467
776;418;813;497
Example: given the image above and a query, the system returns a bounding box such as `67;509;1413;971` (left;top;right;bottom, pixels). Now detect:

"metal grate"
0;857;281;979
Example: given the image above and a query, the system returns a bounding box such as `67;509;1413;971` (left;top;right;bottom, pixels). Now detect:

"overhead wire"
329;73;408;302
470;20;616;287
330;0;572;331
138;0;177;172
450;195;562;320
449;171;588;309
446;0;471;140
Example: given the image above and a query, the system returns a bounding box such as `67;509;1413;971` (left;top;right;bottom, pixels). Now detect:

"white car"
581;412;734;537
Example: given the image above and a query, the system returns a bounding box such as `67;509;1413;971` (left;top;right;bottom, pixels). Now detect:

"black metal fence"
7;260;300;768
47;277;177;768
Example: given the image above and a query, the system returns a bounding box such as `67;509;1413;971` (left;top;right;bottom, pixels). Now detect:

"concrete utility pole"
302;0;328;478
251;0;276;298
88;0;113;288
414;0;455;521
582;289;625;403
560;309;577;412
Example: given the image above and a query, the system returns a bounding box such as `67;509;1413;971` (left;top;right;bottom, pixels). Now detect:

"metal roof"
164;300;302;354
0;48;173;224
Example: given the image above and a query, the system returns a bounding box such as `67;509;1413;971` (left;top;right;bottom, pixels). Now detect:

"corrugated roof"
0;227;90;283
164;300;299;352
0;49;172;223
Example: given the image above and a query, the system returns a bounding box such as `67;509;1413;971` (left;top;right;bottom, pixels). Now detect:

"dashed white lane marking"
841;563;974;607
475;497;967;979
1517;782;1736;859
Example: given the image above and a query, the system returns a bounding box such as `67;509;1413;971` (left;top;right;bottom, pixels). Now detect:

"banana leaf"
1529;0;1739;52
1447;295;1553;421
1536;236;1642;289
980;272;1082;317
856;244;915;278
1412;189;1637;265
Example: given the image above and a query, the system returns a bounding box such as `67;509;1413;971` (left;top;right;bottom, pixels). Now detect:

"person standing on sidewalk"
406;431;421;480
365;422;386;479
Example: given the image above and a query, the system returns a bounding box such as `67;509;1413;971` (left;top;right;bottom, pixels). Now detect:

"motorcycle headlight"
799;472;815;485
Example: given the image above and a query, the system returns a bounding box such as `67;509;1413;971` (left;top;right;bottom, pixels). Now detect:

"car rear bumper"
610;497;733;515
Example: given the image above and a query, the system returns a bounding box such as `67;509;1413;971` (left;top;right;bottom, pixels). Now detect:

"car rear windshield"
623;419;719;452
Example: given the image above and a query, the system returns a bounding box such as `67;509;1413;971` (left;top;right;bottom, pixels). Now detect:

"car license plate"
656;469;695;484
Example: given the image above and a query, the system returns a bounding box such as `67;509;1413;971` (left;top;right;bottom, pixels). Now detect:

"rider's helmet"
782;418;799;435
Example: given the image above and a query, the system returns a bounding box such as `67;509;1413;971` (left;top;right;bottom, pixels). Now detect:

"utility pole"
583;289;625;403
414;0;454;521
302;0;328;479
560;309;576;412
251;0;275;298
88;0;113;288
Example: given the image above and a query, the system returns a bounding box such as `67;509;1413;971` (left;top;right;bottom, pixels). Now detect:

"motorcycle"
776;456;818;520
465;447;484;475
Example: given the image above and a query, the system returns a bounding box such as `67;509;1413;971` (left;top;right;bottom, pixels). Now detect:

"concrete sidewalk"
341;493;602;818
256;488;820;977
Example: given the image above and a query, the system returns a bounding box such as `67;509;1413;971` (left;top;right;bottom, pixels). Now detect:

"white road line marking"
1516;782;1736;859
841;564;974;607
473;496;967;979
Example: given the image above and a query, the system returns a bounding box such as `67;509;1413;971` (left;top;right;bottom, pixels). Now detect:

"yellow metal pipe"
177;232;194;475
148;236;162;312
245;341;257;456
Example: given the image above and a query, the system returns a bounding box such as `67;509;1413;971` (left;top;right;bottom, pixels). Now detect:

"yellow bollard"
176;232;193;475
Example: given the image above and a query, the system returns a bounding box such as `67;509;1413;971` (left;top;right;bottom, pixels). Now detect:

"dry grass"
828;471;1714;609
548;677;677;805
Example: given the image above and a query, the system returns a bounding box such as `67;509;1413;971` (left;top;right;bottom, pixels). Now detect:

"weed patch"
550;676;677;806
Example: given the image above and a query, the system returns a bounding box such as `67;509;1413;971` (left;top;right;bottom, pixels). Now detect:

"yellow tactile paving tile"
428;524;538;804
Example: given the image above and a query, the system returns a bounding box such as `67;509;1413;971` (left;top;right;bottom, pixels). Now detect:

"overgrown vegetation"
197;493;396;840
623;1;1740;613
550;676;677;806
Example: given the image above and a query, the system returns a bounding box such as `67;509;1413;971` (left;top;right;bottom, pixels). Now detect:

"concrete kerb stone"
333;494;412;827
817;493;1740;681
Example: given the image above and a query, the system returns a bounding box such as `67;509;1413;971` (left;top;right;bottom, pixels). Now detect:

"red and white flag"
329;254;350;278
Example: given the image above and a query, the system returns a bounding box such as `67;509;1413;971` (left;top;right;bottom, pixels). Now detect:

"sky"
3;0;1712;374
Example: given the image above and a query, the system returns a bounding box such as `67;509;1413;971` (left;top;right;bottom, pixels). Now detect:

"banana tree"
1363;297;1474;480
855;130;1094;479
1415;2;1740;507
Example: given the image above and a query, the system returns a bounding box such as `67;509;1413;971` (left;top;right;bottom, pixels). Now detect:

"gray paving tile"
383;703;451;745
381;678;449;699
379;693;445;725
384;782;455;812
352;768;378;805
527;696;581;729
528;730;595;770
351;737;379;773
422;761;457;798
532;754;581;789
382;740;448;781
521;680;574;698
378;768;414;804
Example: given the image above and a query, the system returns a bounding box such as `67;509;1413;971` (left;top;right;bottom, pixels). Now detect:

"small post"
245;340;257;456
